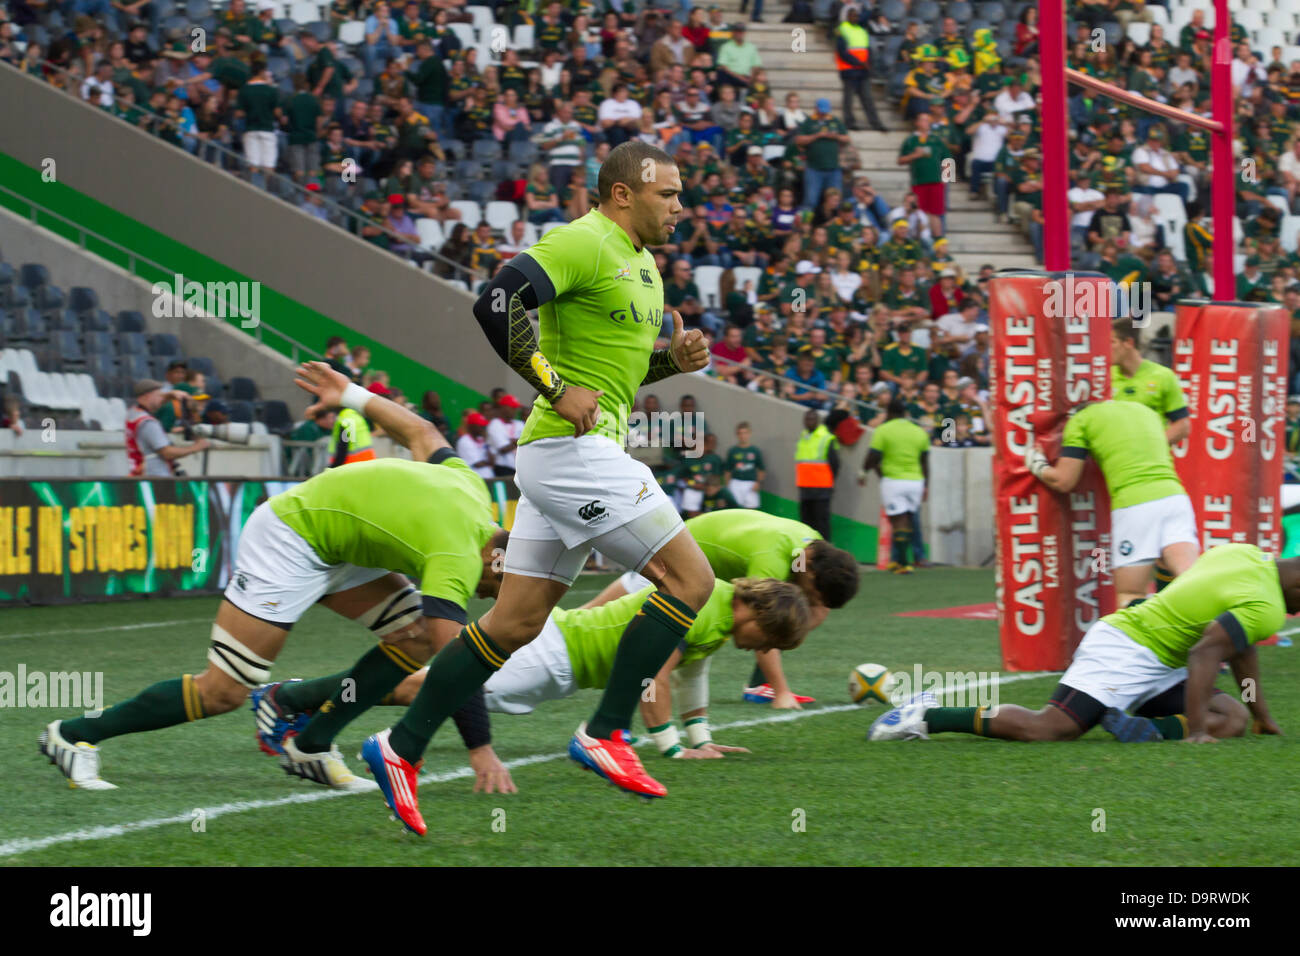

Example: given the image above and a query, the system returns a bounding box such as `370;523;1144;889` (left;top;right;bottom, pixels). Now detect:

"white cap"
795;260;822;276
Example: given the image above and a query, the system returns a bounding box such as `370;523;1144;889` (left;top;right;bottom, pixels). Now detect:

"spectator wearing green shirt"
1010;148;1045;262
679;433;726;518
408;38;449;139
897;111;951;239
795;98;850;210
285;75;324;183
235;58;281;190
700;473;739;513
724;422;766;508
879;323;929;389
302;31;355;119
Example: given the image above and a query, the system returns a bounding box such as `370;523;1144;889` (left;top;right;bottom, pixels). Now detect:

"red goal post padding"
990;272;1117;672
1170;301;1288;555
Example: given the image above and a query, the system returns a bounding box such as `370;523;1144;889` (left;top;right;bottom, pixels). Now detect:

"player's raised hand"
294;361;352;417
468;744;518;794
552;385;603;437
669;310;709;373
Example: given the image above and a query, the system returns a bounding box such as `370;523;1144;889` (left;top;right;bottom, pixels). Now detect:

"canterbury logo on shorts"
578;500;606;521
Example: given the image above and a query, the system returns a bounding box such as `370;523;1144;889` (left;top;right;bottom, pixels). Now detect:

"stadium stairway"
712;3;1037;274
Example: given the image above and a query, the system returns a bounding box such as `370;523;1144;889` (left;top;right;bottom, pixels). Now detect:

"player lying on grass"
40;363;513;793
362;141;715;835
1025;399;1198;608
580;510;859;709
870;543;1292;744
274;578;810;760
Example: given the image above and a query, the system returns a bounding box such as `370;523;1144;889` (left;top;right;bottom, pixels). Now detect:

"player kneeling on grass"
40;363;514;793
870;543;1292;744
1025;399;1198;607
580;509;859;709
377;578;811;758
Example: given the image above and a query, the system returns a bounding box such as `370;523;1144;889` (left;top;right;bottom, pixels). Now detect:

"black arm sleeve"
827;442;840;478
329;431;348;469
471;260;567;403
641;348;682;386
1215;612;1250;654
450;687;492;750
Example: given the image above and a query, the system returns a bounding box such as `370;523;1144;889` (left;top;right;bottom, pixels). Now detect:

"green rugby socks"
61;675;201;745
388;623;508;765
587;591;696;740
293;643;424;754
924;706;991;736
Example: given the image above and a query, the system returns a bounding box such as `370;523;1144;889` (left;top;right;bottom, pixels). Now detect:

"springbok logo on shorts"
578;500;607;522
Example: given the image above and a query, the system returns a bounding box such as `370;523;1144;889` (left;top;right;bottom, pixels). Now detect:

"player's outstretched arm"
294;361;447;462
640;648;721;759
1025;443;1084;493
1184;621;1241;742
676;658;750;755
753;648;801;710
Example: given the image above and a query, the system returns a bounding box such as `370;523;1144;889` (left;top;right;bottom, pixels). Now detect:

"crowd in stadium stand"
9;0;1300;423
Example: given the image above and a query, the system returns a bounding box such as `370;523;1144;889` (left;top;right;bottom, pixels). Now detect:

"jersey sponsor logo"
608;301;664;327
578;500;607;521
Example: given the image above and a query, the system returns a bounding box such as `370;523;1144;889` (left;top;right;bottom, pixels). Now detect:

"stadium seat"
507;139;538;165
229;400;255;423
188;356;217;376
51;310;79;334
1126;21;1151;45
115;310;146;333
732;267;763;295
229;376;258;401
976;1;1005;22
289;1;319;23
466;4;493;34
694;266;724;308
485;200;519;232
762;144;786;161
53;331;85;366
34;285;65;311
338;20;364;45
81;309;113;334
472;139;502;162
149;333;181;356
1282;214;1300;253
521;222;540;246
466;181;496;205
261;399;294;435
1258;28;1288;53
513;24;535;50
307;20;331;41
541;221;565;235
119;332;147;355
450;200;482;229
449;22;477;49
416;218;445;250
1268;194;1290;215
1285;45;1300;66
948;1;973;23
456;158;485;182
1236;9;1265;31
880;0;905;21
19;263;50;290
68;286;99;313
1145;5;1170;27
84;331;114;355
119;353;152;380
10;308;48;344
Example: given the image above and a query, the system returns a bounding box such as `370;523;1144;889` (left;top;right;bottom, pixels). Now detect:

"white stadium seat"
448;22;477;48
338;20;365;45
731;266;763;294
1282;214;1300;253
416;218;444;250
1257;28;1288;53
541;221;565;235
450;200;482;229
513;24;535;50
520;222;540;246
1268;194;1290;214
693;265;723;308
485;200;519;232
1126;21;1151;46
1235;9;1264;32
1146;5;1169;27
466;5;494;36
289;2;319;24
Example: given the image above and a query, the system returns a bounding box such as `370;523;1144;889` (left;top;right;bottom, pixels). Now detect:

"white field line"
0;587;608;643
0;670;1057;859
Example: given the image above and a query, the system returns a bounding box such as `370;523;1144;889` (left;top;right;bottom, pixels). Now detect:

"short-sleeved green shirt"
899;132;950;186
797;115;848;171
869;417;930;479
558;581;737;688
268;457;497;622
725;444;765;481
510;210;665;445
1060;400;1185;509
1105;544;1286;668
236;81;279;131
685;511;820;580
1112;359;1188;421
880;342;928;378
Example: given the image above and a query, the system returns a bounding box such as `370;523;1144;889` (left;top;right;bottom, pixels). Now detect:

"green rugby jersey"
725;444;765;482
510;210;665;446
685;511;821;581
1060;400;1184;509
1105;544;1286;668
868;418;931;480
1112;359;1188;421
558;581;736;689
267;457;497;621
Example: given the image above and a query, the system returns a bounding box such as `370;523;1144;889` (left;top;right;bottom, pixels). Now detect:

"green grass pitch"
2;569;1297;866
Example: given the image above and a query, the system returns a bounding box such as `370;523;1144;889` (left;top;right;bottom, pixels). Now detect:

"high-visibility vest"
330;408;375;465
836;21;870;72
795;426;835;488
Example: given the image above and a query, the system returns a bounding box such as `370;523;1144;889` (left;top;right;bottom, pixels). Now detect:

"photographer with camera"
126;379;210;477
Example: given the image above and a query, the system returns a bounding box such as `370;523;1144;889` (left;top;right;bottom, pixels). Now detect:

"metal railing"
705;352;886;421
12;56;485;282
0;182;323;367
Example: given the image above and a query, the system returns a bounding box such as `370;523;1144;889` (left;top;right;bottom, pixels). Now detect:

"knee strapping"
356;586;424;638
208;624;274;688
